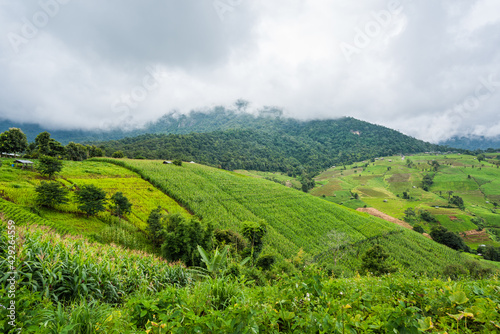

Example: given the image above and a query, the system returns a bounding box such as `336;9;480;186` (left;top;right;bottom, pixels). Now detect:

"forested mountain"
440;135;500;151
98;113;448;173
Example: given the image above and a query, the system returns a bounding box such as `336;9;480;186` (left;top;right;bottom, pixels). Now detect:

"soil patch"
356;207;432;239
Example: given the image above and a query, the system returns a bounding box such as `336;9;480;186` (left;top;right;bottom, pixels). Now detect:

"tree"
430;226;469;252
172;159;182;166
241;221;267;260
75;184;107;218
403;207;418;224
361;244;397;276
35;131;51;156
476;154;485;162
147;206;165;248
324;231;351;265
161;213;214;266
112;151;125;158
422;174;434;191
449;195;465;210
37;155;63;179
0;128;28;155
66;142;88;161
88;145;103;158
109;192;132;218
35;182;69;208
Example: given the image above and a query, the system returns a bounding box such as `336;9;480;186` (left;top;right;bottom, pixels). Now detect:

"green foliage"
214;229;247;253
0;127;28;154
88;145;103;158
241;220;267;259
172;159;182;166
430;225;470;252
147;206;165;248
161;213;214;266
419;209;436;223
413;225;425;234
37;155;63;179
197;245;231;278
94;113;446;173
360;244;397;276
422;173;434;191
35;131;65;157
112;150;125;158
109;191;132;218
450;195;465;210
74;184;107;217
66;142;88;161
256;254;276;271
35;181;69;208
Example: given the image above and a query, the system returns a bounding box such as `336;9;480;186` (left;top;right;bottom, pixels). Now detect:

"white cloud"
0;0;499;142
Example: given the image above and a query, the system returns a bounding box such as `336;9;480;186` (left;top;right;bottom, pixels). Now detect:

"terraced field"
0;158;189;238
93;158;483;275
311;153;500;248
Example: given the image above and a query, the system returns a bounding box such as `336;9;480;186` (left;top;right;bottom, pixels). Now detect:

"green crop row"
92;158;401;259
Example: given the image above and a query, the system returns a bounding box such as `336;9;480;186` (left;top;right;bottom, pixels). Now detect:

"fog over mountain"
1;0;500;143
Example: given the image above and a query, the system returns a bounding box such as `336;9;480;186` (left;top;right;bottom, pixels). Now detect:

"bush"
161;214;214;266
443;264;468;280
172;159;182;166
361;244;397;276
256;254;276;271
413;225;425;234
430;226;469;252
112;151;125;158
241;267;266;286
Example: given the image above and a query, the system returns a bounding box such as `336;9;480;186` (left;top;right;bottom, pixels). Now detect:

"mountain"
440;135;500;151
96;111;448;173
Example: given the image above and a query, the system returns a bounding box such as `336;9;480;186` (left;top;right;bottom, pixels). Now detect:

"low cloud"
1;0;499;142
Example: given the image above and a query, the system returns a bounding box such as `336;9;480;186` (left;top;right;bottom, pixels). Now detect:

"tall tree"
66;142;88;161
0;128;28;155
147;206;165;248
75;184;107;218
35;131;52;156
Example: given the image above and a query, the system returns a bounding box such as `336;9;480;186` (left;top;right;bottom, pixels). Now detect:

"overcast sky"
1;0;500;142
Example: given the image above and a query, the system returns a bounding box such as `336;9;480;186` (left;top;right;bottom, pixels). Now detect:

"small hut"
13;159;34;170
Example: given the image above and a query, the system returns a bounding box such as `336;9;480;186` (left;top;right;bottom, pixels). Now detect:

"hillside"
96;114;446;173
441;135;500;150
307;152;500;250
2;156;500;333
91;158;487;276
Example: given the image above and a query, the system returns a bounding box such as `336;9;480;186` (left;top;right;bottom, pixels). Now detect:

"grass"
311;154;500;247
91;158;485;275
0;158;190;250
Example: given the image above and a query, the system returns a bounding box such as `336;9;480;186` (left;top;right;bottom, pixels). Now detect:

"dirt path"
356;207;432;239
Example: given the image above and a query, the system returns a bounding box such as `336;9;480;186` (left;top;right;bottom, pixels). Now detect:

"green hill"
96;114;446;173
2;156;500;333
90;158;484;276
308;153;500;249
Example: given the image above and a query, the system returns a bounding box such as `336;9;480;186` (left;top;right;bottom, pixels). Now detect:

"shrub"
256;254;276;271
413;225;425;234
112;151;125;158
361;244;397;276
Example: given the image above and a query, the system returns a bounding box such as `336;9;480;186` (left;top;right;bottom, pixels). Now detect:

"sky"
1;0;500;143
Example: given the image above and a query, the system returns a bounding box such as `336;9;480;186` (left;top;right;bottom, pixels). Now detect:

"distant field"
311;153;500;248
